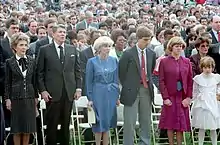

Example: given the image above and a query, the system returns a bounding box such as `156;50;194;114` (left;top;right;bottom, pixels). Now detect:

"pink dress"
159;56;193;132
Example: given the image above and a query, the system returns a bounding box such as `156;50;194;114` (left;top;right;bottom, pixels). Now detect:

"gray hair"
85;11;94;18
93;36;114;53
128;33;137;45
52;24;66;33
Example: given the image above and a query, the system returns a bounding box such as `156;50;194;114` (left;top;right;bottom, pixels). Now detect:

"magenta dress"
158;56;192;132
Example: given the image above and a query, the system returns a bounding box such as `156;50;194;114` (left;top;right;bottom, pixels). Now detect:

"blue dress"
86;56;119;133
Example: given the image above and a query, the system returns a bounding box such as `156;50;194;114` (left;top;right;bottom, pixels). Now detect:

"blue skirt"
0;102;5;144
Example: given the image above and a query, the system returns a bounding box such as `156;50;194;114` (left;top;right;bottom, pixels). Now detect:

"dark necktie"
58;45;64;65
141;50;148;88
18;58;27;72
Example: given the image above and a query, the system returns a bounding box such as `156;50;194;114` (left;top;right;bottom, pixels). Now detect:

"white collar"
48;35;53;43
54;41;64;49
212;29;218;34
91;45;95;54
136;44;146;53
15;54;27;60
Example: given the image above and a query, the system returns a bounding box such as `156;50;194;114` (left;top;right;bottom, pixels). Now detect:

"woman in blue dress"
86;36;120;145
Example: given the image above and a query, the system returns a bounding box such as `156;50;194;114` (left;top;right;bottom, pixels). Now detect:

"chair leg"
5;133;10;145
35;133;38;145
115;128;119;145
151;124;156;145
41;129;45;145
134;130;137;144
183;132;186;145
109;130;112;145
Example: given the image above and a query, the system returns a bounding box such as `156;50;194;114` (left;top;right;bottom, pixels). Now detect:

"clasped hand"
164;97;191;107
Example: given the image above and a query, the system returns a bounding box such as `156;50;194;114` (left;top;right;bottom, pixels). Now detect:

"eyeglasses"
200;44;209;47
190;38;196;41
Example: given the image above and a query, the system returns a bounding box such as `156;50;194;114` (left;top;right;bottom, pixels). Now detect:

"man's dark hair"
5;18;18;29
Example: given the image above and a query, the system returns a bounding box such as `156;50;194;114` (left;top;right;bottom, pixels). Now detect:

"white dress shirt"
54;41;65;59
136;44;147;75
48;36;53;44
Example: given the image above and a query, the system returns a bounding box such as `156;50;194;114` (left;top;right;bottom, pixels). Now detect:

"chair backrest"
117;104;124;121
40;99;46;109
153;84;163;106
74;96;89;108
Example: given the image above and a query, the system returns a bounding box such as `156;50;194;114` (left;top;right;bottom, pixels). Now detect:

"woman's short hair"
195;37;210;49
167;36;186;52
110;29;127;43
93;36;114;53
127;33;137;46
11;32;29;50
200;56;215;69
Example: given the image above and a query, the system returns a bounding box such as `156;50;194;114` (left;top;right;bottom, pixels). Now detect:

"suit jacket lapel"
64;44;70;69
86;46;94;59
146;49;151;77
3;37;13;56
179;57;185;81
26;56;33;76
46;37;49;44
50;43;62;70
132;46;140;74
11;56;23;76
211;30;218;44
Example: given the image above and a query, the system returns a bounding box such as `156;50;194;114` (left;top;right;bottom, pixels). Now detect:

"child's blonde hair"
199;56;215;70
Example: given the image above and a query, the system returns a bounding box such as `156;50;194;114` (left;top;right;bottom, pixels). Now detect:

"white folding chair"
5;125;38;145
74;96;94;145
74;96;113;145
39;99;75;145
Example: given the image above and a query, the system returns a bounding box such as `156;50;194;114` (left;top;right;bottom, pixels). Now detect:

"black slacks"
46;88;72;145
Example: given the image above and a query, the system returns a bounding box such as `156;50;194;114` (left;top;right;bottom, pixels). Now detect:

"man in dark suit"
119;26;156;145
208;15;220;74
35;18;57;58
67;14;77;31
0;18;19;145
79;30;101;145
36;24;82;145
25;20;38;38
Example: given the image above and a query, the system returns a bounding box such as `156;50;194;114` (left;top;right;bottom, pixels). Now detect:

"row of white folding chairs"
151;84;220;145
39;96;116;145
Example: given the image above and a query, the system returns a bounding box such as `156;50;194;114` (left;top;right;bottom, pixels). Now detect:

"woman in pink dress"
159;36;193;145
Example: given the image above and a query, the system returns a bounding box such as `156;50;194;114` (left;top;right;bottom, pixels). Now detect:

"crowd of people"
1;0;220;145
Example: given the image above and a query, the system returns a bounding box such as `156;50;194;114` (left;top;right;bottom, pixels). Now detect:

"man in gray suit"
27;26;47;58
36;24;82;145
76;11;99;32
119;26;156;145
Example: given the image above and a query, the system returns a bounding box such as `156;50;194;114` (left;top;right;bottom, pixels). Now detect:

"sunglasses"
190;38;196;41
